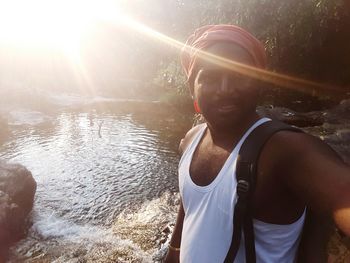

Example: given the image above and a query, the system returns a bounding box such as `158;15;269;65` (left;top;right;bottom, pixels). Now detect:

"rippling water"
0;95;192;262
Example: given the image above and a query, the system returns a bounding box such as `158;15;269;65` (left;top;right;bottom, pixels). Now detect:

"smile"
217;104;236;113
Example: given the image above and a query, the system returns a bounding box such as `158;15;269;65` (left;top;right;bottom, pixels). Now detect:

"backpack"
224;120;302;263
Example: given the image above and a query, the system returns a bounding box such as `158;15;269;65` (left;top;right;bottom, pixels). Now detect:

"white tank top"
178;118;305;263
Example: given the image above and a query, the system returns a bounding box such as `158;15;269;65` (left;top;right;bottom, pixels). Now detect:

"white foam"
30;211;153;261
33;212;125;244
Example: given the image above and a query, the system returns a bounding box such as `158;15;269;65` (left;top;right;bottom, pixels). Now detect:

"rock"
195;105;326;128
323;99;350;124
161;225;171;235
257;106;325;127
0;160;36;251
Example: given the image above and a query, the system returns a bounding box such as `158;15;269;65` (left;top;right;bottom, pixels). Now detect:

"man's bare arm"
164;201;185;263
280;132;350;236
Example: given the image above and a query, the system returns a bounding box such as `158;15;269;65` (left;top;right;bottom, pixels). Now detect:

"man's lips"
213;98;240;113
217;104;237;113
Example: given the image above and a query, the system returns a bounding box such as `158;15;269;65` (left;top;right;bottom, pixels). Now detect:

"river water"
0;92;349;262
0;92;192;262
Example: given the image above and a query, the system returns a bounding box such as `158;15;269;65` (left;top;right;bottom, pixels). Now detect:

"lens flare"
0;0;345;98
112;15;345;99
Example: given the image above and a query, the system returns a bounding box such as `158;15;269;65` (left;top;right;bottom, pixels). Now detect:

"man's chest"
189;144;232;187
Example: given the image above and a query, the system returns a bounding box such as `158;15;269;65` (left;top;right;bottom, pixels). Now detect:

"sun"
0;0;119;63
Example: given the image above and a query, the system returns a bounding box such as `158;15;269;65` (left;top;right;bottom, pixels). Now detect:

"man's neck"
206;112;260;150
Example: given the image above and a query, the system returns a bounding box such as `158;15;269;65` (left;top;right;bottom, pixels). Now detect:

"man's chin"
205;114;241;131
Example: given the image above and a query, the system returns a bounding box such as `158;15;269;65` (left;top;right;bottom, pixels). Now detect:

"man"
164;25;350;262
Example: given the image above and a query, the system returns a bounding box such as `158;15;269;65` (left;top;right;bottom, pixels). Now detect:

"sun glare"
0;0;342;98
0;0;119;62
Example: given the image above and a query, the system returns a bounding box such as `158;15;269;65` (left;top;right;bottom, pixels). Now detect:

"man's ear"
257;85;263;97
254;83;265;105
255;81;266;98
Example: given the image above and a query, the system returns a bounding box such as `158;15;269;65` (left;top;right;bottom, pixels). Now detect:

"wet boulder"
257;106;325;127
0;161;36;247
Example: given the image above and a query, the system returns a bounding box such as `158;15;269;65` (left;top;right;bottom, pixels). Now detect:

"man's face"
192;42;260;129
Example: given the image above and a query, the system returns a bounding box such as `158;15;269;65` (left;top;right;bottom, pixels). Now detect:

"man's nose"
219;74;230;94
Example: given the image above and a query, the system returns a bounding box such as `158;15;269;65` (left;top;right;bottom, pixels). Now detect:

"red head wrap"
181;25;267;82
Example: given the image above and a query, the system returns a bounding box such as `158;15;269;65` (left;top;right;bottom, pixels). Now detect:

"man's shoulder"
258;127;344;186
179;124;205;155
266;129;341;162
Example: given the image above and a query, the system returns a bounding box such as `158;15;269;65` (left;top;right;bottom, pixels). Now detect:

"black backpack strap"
224;120;302;263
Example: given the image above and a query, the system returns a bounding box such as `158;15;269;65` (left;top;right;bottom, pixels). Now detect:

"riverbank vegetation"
119;0;350;111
